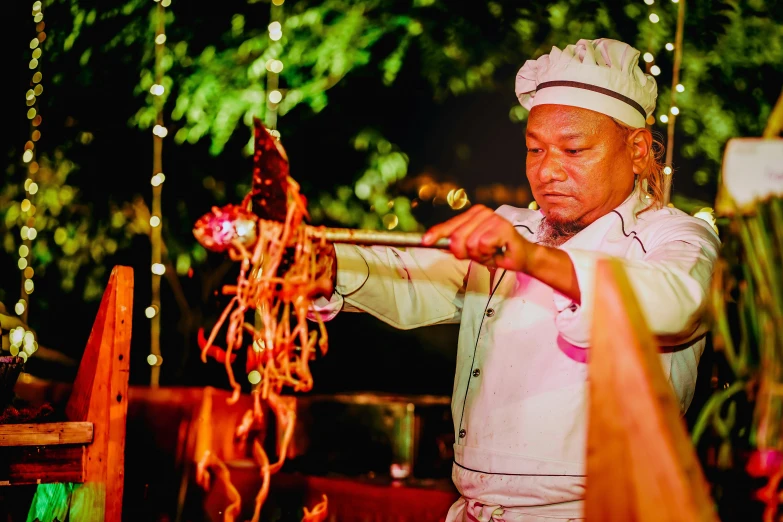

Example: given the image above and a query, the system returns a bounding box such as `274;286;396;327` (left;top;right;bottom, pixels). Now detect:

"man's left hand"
422;204;534;272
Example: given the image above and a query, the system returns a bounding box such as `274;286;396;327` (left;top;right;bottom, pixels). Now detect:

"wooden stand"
0;266;133;522
586;258;718;521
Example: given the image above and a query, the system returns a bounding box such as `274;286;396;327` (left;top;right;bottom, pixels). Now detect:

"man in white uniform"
313;38;720;521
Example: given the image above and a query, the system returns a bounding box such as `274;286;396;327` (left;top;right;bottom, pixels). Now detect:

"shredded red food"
193;119;332;522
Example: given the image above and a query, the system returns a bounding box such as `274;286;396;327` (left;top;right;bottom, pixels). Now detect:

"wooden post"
586;258;718;521
65;266;133;522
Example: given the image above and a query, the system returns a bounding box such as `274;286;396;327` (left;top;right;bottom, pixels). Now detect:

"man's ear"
628;128;653;175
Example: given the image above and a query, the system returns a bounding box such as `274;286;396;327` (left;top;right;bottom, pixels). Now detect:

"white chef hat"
515;38;657;128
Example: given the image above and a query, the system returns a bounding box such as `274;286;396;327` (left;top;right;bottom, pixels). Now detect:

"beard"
536;217;587;247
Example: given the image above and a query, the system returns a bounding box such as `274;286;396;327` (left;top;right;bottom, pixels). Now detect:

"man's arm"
310;242;471;330
423;204;719;347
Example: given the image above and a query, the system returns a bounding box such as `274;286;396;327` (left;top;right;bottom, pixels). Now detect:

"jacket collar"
510;188;650;245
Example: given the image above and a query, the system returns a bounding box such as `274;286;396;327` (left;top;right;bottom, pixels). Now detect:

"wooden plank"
0;445;85;485
104;266;132;522
586;258;718;522
0;422;93;447
63;265;134;522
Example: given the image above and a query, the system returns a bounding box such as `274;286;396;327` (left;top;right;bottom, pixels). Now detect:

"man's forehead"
526;104;610;138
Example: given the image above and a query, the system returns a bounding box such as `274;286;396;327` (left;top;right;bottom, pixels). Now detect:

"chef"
313;38;720;521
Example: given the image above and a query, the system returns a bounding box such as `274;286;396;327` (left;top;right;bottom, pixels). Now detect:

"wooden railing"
0;266;134;522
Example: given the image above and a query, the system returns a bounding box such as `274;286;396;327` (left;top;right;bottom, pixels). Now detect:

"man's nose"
537;151;567;184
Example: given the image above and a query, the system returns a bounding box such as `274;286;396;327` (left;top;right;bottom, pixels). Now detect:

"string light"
643;0;686;204
264;0;285;132
147;0;169;385
248;370;262;384
15;1;46;325
268;90;282;104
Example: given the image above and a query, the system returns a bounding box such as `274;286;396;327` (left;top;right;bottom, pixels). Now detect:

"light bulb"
145;306;157;318
670;106;680;115
664;166;673;175
665;43;674;51
248;370;262;384
150;216;161;227
155;34;167;45
151;263;166;275
649;13;660;23
660;114;669;123
147;354;158;365
268;90;283;104
643;52;654;63
153;125;168;138
650;65;661;76
676;84;685;92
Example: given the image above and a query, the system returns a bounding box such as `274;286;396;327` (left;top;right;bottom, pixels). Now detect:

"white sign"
722;138;783;208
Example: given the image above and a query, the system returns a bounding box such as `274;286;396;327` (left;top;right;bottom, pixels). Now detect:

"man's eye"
526;148;542;154
565;149;583;155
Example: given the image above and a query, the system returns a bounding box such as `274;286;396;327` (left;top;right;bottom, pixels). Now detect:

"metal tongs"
312;227;506;256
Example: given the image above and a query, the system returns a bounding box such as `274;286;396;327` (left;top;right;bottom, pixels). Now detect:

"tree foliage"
3;0;782;367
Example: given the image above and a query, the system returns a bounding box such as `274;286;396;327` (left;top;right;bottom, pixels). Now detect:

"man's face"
525;104;637;228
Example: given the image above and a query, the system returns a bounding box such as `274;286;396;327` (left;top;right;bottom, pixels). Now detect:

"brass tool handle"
313;227;451;249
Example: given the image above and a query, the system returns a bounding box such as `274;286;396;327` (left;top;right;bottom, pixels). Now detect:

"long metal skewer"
313;227;451;249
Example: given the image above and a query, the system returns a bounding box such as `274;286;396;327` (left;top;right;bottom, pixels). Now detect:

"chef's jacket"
312;189;720;520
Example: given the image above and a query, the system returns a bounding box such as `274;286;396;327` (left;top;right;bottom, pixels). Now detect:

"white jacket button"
485;308;495;317
459;429;466;438
472;368;480;377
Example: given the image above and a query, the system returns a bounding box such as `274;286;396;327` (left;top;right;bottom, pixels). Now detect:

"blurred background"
5;0;782;398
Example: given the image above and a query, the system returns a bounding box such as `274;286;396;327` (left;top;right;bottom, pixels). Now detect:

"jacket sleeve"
310;243;470;330
551;216;720;348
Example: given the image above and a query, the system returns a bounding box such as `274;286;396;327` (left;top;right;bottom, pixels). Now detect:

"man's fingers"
465;217;506;257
